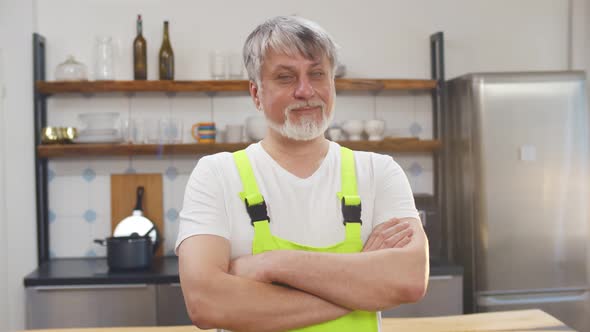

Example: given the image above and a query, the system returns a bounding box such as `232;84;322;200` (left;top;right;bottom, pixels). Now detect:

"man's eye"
276;75;295;83
311;71;325;78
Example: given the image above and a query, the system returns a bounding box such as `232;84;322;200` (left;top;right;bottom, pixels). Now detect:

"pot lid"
113;213;158;244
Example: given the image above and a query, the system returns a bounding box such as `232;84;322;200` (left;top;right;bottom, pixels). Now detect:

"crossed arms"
178;217;429;332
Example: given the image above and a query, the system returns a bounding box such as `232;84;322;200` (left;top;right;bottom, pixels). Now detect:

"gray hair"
243;16;339;86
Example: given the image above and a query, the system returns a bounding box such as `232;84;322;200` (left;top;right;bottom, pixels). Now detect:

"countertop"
24;256;463;287
21;310;572;332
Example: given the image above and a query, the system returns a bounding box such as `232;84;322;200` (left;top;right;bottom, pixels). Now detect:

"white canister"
225;124;244;143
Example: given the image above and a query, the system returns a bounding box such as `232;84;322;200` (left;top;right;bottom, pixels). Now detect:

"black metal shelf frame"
430;32;447;260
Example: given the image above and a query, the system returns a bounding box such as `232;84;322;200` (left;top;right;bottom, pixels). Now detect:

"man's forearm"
262;219;429;311
184;271;349;332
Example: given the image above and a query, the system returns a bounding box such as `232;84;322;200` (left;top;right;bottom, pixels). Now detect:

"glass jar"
94;36;115;80
55;55;88;81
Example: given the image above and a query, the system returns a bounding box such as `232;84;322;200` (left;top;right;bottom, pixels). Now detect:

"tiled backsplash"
47;91;434;258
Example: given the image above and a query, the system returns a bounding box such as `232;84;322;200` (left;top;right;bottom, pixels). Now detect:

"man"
176;16;429;332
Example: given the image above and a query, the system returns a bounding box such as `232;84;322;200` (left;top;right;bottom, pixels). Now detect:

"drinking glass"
120;118;138;143
209;50;226;80
227;52;244;79
144;118;160;144
94;36;115;80
159;117;183;144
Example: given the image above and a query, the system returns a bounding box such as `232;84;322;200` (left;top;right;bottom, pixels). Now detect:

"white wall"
0;0;585;330
0;47;10;332
0;0;38;331
36;0;569;81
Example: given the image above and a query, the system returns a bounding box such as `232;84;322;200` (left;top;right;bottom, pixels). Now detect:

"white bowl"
326;127;343;141
342;120;364;141
245;116;267;141
79;112;119;130
364;119;385;141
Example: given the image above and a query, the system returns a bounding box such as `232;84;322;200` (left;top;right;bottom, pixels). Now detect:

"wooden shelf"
37;139;441;158
36;79;437;95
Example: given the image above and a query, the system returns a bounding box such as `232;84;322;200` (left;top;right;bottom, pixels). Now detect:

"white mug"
226;124;243;143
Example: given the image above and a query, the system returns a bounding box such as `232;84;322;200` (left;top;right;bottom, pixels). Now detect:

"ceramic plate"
74;134;123;144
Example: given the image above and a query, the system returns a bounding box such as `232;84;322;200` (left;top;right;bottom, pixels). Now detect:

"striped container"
191;122;216;143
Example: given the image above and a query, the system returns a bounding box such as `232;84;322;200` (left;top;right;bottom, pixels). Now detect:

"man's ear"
249;81;262;110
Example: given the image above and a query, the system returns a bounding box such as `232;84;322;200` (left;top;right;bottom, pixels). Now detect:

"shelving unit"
32;32;446;266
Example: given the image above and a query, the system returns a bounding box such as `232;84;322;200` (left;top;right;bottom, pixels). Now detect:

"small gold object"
62;127;78;143
41;127;60;144
41;127;78;144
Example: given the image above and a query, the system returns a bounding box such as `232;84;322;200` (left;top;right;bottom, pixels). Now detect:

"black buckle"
341;198;362;225
245;198;270;226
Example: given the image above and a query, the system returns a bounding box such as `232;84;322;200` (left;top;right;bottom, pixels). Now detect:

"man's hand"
363;218;413;252
229;252;273;283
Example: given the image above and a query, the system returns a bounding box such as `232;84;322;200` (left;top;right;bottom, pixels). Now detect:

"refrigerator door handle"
478;290;589;306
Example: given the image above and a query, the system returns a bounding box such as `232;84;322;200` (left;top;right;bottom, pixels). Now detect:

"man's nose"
293;77;315;100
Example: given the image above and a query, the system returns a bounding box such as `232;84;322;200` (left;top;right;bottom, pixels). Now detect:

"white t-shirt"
175;141;419;258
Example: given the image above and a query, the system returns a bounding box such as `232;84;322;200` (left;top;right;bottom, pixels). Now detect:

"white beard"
265;100;334;141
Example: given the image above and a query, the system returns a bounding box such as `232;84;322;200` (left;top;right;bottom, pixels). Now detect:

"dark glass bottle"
159;21;174;80
133;14;147;80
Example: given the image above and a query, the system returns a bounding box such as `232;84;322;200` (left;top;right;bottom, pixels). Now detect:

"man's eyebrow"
271;62;324;72
272;64;296;72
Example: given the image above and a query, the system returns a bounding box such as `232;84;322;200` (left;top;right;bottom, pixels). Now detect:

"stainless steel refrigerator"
444;71;590;332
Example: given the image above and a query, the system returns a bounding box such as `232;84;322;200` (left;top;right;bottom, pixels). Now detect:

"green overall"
233;147;379;332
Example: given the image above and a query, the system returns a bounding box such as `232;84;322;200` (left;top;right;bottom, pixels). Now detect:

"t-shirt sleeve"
174;155;230;255
372;154;420;226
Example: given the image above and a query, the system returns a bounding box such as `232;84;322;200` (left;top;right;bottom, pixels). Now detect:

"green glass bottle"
133;14;147;80
159;21;174;80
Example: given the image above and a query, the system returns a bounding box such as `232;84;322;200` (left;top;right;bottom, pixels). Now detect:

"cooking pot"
95;185;162;270
94;230;158;270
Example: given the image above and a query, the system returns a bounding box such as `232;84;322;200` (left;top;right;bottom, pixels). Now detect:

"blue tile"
83;209;97;223
125;167;137;174
409;122;423;137
409;162;423;177
48;168;56;182
165;166;178;181
166;208;179;222
48;210;56;223
85;249;97;257
82;168;96;182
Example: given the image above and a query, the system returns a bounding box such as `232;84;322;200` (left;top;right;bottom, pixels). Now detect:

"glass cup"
120;118;138;143
209;50;226;80
94;36;115;80
144;118;160;144
159;117;183;144
227;52;244;79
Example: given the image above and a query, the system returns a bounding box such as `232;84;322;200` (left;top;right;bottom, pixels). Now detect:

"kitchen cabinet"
25;283;193;329
26;276;462;328
26;284;157;329
156;283;191;326
24;257;463;328
382;275;463;318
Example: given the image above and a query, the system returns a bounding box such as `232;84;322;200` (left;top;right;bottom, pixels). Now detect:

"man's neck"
260;129;330;179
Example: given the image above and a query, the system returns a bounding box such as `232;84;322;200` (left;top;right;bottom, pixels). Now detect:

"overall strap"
337;147;362;226
233;150;270;225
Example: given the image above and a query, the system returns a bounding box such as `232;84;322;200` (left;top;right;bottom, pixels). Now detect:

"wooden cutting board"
111;174;164;257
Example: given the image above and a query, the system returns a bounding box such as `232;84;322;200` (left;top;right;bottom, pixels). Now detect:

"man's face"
253;49;335;141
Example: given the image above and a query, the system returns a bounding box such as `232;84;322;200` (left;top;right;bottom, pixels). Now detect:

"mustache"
285;101;326;113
